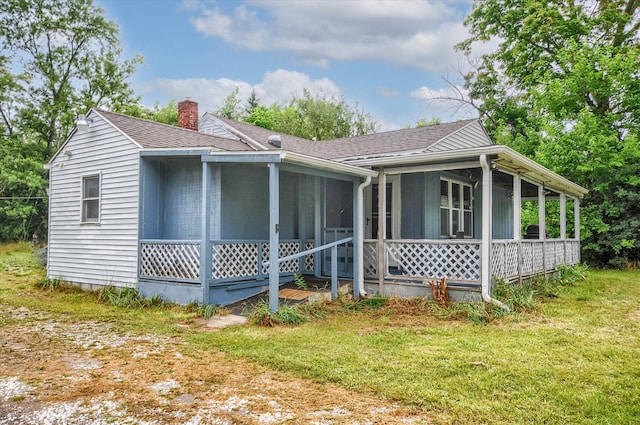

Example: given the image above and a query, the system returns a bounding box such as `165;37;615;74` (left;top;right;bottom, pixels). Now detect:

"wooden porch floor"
227;277;351;315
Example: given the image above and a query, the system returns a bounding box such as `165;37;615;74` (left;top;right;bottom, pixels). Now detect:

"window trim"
80;173;101;224
440;177;473;238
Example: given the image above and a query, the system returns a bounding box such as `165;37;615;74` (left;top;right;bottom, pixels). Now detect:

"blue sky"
98;0;485;131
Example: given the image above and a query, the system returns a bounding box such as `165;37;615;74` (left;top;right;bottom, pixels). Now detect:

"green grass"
190;270;640;424
1;245;638;424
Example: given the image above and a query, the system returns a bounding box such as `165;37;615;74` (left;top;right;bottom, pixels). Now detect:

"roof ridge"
95;108;234;141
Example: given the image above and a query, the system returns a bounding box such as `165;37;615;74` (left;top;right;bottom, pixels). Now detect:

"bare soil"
0;304;430;424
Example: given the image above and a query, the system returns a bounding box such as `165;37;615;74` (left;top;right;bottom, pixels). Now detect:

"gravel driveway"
0;304;430;424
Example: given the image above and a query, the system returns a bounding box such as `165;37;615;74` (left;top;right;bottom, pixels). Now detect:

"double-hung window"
440;178;472;237
81;174;100;223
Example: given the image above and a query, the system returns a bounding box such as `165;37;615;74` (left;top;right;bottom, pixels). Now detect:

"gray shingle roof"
212;116;480;160
95;109;253;151
213;115;313;152
303;119;480;160
95;108;481;162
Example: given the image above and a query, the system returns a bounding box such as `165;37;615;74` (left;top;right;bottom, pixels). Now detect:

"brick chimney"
178;99;198;131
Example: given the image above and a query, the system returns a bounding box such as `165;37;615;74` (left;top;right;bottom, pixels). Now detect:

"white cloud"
187;0;471;72
379;87;400;97
135;69;343;113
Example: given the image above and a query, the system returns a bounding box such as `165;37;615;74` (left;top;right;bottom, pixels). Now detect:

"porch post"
268;162;280;313
574;198;581;263
314;176;322;278
559;193;566;239
513;174;522;282
560;192;566;265
377;169;386;294
200;162;213;305
513;175;522;240
481;156;492;295
352;179;360;298
538;185;547;275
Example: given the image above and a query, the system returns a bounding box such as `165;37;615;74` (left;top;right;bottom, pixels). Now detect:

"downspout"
479;154;510;311
356;175;372;296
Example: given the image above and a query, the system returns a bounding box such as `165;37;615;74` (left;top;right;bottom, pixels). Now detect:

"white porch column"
313;177;322;278
574;198;581;240
268;163;280;313
538;185;546;239
513;174;522;240
377;169;386;294
200;162;213;305
513;174;522;282
353;179;360;298
575;198;581;263
560;193;566;240
538;184;547;274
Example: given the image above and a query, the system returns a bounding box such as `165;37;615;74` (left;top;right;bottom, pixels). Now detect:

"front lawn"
193;271;640;424
1;243;638;424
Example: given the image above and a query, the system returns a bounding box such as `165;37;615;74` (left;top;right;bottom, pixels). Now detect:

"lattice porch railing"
492;239;581;281
364;239;482;283
363;238;582;284
140;239;315;284
139;240;201;282
212;239;314;282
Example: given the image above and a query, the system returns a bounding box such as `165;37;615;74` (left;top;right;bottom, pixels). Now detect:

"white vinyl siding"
427;121;492;152
48;112;140;287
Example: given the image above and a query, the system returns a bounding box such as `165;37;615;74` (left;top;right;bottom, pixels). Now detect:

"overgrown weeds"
96;286;164;309
247;300;329;326
185;302;227;319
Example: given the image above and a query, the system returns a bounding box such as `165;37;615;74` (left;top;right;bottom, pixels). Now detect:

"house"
46;100;587;311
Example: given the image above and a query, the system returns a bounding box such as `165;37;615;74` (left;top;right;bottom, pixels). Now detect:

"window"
81;175;100;223
440;178;472;237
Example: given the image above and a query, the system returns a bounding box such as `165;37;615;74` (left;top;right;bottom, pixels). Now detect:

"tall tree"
0;0;142;242
244;89;379;140
0;0;142;152
458;0;640;266
215;87;242;120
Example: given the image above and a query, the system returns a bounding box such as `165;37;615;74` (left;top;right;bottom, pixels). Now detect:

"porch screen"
440;178;472;237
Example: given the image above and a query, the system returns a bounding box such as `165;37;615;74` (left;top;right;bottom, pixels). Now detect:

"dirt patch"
0;304;431;424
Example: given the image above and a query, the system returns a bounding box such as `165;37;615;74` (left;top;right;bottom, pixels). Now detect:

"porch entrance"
365;176;401;239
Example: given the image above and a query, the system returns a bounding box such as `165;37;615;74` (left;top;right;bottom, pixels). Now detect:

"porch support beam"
538;184;547;276
574;198;580;241
538;185;546;240
480;155;492;295
559;193;567;240
513;174;522;240
280;163;361;182
202;153;282;163
268;163;281;313
480;155;509;310
314;177;322;278
513;174;523;282
200;162;213;305
377;169;386;294
384;160;480;175
352;179;360;298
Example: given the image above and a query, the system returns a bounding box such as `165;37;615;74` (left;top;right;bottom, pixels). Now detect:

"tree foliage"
225;88;378;140
459;0;640;267
0;0;142;151
0;0;142;242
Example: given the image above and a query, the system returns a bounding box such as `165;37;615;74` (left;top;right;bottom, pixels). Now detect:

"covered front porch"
136;149;376;309
350;146;588;300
